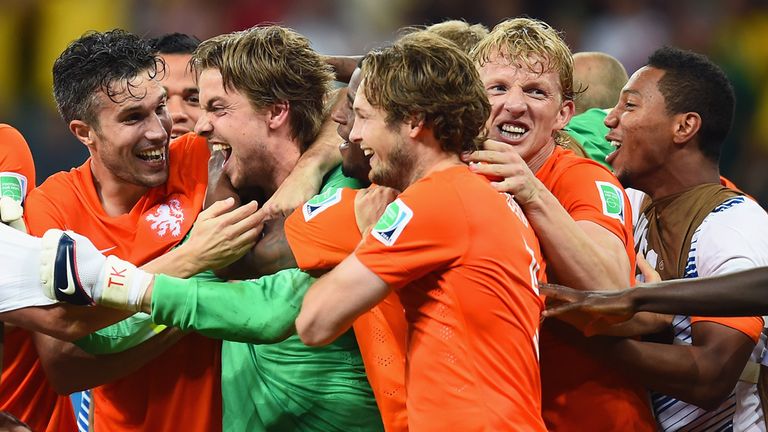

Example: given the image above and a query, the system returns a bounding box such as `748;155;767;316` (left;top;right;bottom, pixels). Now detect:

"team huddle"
0;15;767;432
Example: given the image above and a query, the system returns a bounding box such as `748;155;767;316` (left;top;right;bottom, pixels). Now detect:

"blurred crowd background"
2;0;768;205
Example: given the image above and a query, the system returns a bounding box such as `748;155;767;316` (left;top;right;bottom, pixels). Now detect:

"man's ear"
407;115;425;139
672;112;702;146
267;100;290;130
69;120;97;149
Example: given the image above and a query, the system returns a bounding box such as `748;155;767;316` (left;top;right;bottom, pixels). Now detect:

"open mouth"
361;147;374;158
136;148;166;163
211;143;232;161
498;123;528;141
605;140;622;165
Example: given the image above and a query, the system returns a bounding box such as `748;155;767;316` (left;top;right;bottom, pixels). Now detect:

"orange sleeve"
355;181;466;290
549;161;632;248
23;180;70;236
0;124;36;201
285;187;361;270
691;316;764;343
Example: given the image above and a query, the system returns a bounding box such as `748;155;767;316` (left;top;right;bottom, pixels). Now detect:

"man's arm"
543;266;768;318
296;254;391;346
599;321;756;409
33;328;184;394
257;98;343;219
213;217;297;280
466;141;631;290
145;269;313;344
142;198;265;278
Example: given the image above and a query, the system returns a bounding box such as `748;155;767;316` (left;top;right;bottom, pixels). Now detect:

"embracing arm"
466;141;630;291
601;321;756;409
296;254;391;346
33;327;184;394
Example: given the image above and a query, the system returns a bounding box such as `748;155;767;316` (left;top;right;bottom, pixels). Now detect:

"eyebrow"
622;89;641;97
203;96;226;110
117;91;166;115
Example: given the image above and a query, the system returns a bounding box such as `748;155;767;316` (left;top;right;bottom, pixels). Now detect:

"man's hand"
180;198;266;272
541;283;636;319
463;139;546;206
354;186;399;235
39;229;153;311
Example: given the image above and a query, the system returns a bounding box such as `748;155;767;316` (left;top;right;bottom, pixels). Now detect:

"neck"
405;140;463;189
90;160;149;217
528;140;556;174
642;150;720;201
262;135;302;199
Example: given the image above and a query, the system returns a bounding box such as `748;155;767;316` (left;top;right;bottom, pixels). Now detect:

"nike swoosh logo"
59;246;77;295
98;246;116;254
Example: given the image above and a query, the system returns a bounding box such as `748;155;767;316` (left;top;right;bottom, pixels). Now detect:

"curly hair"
472;17;574;102
192;25;334;147
647;46;735;163
424;20;489;54
361;31;490;155
53;29;161;127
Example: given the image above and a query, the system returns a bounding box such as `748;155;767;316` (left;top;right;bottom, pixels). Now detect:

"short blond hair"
193;25;333;147
362;31;490;155
472;17;574;101
425;20;489;54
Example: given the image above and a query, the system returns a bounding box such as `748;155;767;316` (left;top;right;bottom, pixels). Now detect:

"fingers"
637;254;661;283
539;282;586;303
197;197;236;222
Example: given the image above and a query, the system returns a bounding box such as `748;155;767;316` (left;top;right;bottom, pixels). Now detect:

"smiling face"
195;68;274;190
159;53;200;139
331;68;371;182
479;52;574;170
604;66;674;191
88;70;172;188
349;83;414;191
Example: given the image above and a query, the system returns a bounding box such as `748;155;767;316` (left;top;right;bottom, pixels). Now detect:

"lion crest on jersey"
146;199;185;237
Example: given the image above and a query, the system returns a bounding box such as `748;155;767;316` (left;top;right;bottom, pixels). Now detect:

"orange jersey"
285;185;409;432
355;166;546;432
0;124;75;432
24;133;222;432
535;146;656;431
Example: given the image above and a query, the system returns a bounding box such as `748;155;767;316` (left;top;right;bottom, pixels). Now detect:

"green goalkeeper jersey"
564;108;614;169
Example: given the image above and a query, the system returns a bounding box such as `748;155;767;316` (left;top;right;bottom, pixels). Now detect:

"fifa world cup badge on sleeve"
0;172;27;203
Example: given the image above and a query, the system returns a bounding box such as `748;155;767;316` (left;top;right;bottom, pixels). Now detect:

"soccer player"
595;46;768;430
465;18;656;430
148;32;202;139
296;31;547;431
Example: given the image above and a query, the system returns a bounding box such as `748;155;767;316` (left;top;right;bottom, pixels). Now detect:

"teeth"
610;140;622;148
137;149;165;161
501;124;526;134
211;143;231;152
362;148;374;157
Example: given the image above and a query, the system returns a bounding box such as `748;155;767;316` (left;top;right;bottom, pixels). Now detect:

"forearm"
605;337;746;409
634;267;768;316
0;304;133;341
34;329;184;394
141;245;205;278
524;187;630;290
150;270;312;343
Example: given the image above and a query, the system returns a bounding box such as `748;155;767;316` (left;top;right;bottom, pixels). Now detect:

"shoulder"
695;197;768;276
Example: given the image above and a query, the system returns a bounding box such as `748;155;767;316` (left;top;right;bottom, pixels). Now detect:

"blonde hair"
193;25;334;147
472;17;574;102
425;20;489;54
362;31;490;154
